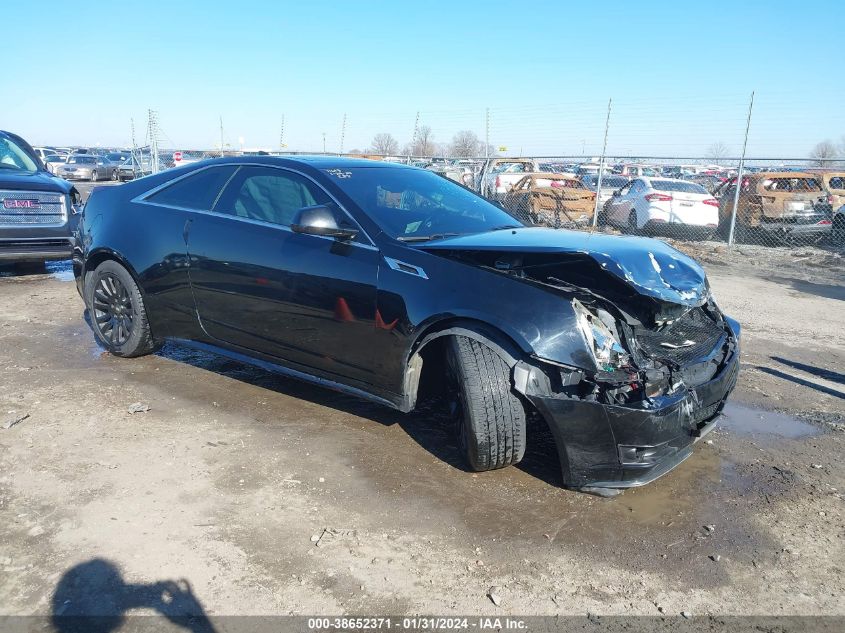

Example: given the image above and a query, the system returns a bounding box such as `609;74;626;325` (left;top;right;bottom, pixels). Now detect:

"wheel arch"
82;248;146;300
399;316;528;413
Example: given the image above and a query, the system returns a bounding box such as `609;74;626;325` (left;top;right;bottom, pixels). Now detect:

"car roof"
746;171;819;179
196;155;414;170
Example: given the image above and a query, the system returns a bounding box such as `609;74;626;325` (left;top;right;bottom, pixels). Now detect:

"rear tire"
90;170;98;182
85;260;159;357
447;336;527;471
111;169;118;181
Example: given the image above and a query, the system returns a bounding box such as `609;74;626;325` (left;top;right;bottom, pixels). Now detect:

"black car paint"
74;156;740;489
0;130;80;262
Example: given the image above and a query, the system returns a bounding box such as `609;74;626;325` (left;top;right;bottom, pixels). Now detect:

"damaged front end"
431;241;740;488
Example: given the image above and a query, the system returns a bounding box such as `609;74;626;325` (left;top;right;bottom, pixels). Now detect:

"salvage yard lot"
0;256;843;618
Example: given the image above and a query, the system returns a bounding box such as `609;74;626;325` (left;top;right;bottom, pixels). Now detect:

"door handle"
182;218;193;244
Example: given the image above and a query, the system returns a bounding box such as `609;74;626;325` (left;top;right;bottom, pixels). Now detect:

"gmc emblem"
3;199;41;209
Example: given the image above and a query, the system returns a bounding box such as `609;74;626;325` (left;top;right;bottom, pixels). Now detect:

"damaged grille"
636;308;725;365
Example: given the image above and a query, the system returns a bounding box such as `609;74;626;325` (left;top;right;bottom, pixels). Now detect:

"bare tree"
809;140;838;166
369;133;399;156
706;142;730;161
449;130;482;158
408;125;436;157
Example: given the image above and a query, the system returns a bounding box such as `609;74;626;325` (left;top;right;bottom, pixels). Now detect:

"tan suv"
806;170;845;242
502;173;596;226
714;171;831;242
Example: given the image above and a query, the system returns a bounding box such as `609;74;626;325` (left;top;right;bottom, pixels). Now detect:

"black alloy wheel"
92;272;134;347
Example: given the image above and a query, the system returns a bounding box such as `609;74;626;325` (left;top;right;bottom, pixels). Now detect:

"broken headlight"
573;300;631;371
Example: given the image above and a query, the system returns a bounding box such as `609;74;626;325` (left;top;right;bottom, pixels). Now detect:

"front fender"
373;244;595;400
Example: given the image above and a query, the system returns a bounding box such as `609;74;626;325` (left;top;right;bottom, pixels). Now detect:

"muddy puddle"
719;401;822;440
0;260;74;281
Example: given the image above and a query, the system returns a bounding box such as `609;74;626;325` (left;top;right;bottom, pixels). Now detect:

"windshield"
0;136;40;173
107;153;127;161
651;180;709;194
45;155;65;162
331;167;525;240
68;156;97;165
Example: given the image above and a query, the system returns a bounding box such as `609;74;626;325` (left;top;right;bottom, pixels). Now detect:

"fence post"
728;91;755;248
485;108;490;160
592;98;612;228
147;110;160;174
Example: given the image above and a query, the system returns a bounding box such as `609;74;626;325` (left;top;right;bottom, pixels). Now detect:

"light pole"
322;132;326;154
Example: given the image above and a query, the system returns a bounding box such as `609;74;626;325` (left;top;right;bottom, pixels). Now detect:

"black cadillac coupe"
73;156;739;490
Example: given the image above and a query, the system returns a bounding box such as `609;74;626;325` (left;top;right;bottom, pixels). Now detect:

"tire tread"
449;336;526;471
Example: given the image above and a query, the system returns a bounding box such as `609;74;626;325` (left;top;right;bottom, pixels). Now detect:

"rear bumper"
758;219;831;235
644;220;717;236
518;320;740;489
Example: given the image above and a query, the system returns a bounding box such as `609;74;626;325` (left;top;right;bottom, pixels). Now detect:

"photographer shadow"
51;558;216;633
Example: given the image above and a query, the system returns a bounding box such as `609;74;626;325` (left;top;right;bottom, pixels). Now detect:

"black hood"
418;228;710;325
0;169;73;194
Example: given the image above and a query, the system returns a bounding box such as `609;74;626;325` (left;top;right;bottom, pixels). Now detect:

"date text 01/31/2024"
307;617;528;630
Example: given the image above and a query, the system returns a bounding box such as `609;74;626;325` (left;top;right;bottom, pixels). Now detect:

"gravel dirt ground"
0;234;843;621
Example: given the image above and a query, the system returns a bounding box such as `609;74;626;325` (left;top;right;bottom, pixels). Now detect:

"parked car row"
32;145;152;181
460;157;844;245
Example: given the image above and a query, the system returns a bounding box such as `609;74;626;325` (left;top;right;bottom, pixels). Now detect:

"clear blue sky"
4;0;843;157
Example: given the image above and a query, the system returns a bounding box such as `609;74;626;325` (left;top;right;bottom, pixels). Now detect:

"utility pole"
148;109;160;174
340;113;347;155
410;111;420;161
485;108;490;159
591;98;612;229
728;91;755;248
129;118;138;178
219;116;225;155
279;115;285;153
322;132;326;154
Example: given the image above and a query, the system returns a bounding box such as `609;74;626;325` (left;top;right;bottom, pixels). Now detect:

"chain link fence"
128;148;845;267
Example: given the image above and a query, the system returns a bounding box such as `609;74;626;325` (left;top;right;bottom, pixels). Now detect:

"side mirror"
291;205;358;241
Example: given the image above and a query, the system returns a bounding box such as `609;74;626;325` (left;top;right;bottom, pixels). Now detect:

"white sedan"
602;177;719;238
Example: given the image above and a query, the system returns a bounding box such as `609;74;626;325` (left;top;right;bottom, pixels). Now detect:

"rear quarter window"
146;166;238;210
826;176;845;191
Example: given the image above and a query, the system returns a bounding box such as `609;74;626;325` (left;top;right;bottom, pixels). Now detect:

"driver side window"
214;166;331;226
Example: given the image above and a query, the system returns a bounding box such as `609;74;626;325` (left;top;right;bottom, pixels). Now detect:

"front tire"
90;170;98;182
85;260;158;357
832;215;845;245
627;209;638;234
447;336;527;471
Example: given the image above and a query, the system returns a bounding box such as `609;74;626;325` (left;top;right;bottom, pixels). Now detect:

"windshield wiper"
396;232;463;243
489;224;522;231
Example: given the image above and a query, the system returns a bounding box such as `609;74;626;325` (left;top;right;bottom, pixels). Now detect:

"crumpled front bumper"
515;320;740;489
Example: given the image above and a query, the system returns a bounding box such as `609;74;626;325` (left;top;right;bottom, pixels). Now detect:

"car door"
185;164;380;386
